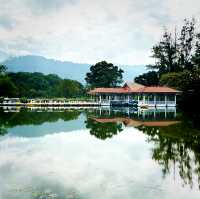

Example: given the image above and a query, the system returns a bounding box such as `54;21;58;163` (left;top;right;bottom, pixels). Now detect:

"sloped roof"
123;82;145;91
89;82;180;94
88;87;130;94
137;86;179;93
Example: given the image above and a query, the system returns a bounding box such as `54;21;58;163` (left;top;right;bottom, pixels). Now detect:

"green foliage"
134;18;200;110
58;79;84;98
192;33;200;69
160;69;200;109
0;77;18;97
160;70;200;92
0;71;85;98
0;65;7;76
160;71;190;90
137;119;200;188
20;97;28;103
148;18;196;74
178;18;195;70
8;72;60;97
85;61;124;88
0;108;81;129
134;71;159;86
85;118;123;140
148;30;178;74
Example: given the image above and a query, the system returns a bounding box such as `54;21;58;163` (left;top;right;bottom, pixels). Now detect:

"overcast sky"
0;0;200;65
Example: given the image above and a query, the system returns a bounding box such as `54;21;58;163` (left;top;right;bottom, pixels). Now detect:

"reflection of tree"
0;108;81;136
85;118;123;140
137;122;200;189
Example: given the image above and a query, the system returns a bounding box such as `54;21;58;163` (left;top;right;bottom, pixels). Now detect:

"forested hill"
0;72;84;98
2;55;146;83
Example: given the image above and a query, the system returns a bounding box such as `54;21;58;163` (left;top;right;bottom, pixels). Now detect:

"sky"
0;0;200;65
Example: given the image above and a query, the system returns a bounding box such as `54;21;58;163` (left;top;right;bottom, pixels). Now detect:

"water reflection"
86;107;200;190
0;106;200;198
86;107;179;140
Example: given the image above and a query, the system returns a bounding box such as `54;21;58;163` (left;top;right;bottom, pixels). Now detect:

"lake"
0;106;200;199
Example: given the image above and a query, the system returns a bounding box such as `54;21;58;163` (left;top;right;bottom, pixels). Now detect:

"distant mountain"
2;55;146;83
0;50;9;62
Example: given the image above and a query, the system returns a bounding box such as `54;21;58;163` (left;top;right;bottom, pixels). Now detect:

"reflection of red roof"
93;118;180;127
89;83;180;94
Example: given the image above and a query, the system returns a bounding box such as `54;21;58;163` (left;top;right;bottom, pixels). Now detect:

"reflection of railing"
139;101;176;105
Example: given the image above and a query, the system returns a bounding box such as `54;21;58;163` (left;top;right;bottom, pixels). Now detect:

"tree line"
0;66;84;98
134;18;200;110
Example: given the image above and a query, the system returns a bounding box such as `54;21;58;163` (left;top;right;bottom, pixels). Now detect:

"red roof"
88;87;130;94
89;83;180;94
137;86;179;93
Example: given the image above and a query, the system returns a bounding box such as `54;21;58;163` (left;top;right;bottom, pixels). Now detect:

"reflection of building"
89;82;180;107
93;118;180;127
92;107;180;127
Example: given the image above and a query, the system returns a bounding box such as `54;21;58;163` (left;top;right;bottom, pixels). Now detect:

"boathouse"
89;82;180;107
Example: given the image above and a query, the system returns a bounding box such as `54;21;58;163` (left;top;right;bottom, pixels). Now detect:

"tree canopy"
85;61;124;88
0;69;85;98
147;18;196;74
134;71;159;86
134;18;200;110
0;65;7;76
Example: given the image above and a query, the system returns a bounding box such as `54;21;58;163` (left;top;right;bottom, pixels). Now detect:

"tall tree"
192;33;200;70
85;61;124;88
148;19;196;74
147;30;178;74
178;18;195;70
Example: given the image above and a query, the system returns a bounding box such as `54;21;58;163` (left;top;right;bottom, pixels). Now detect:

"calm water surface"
0;106;200;199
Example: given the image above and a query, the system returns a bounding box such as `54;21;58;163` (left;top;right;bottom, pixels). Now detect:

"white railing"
139;100;176;106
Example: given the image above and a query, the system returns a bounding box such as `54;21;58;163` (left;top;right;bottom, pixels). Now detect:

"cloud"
27;0;78;14
0;15;16;30
0;0;200;65
0;129;199;198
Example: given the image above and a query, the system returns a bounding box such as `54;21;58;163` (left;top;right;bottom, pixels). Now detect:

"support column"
143;94;146;104
165;107;167;118
137;95;139;103
108;95;111;105
165;95;167;107
175;95;177;106
174;107;176;118
154;94;156;107
154;108;156;118
127;95;130;102
99;95;102;103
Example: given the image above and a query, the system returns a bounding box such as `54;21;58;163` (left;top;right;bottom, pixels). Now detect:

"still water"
0;106;200;199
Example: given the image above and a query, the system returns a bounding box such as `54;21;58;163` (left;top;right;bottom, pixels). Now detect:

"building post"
137;95;139;103
127;95;130;102
175;95;177;106
154;108;156;118
165;95;167;107
165;107;167;118
143;94;146;104
99;95;102;104
154;94;156;107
